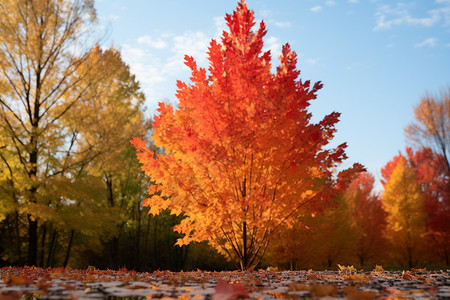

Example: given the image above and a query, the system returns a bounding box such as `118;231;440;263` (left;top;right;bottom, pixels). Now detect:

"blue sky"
94;0;450;190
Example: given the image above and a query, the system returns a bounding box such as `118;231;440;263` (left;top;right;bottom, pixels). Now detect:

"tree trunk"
105;175;114;207
63;230;74;267
241;221;248;271
27;127;39;266
105;174;119;267
143;216;150;258
39;222;47;267
27;215;38;266
46;229;57;267
15;211;22;262
135;201;141;270
358;253;364;267
407;246;413;268
289;259;298;271
327;256;333;268
153;218;158;268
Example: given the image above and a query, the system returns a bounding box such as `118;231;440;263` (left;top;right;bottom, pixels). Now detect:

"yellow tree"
0;0;146;266
382;156;427;268
133;0;362;270
62;46;150;267
40;46;148;268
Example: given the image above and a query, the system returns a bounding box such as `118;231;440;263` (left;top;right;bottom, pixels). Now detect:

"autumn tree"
60;45;150;267
406;147;450;266
133;0;362;270
275;197;358;269
381;155;427;268
405;87;450;177
405;87;450;265
343;172;387;267
0;0;147;266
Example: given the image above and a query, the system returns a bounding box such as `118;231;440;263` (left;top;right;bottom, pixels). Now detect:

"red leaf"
212;278;250;300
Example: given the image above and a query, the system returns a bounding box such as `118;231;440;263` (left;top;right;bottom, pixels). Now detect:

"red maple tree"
132;0;362;269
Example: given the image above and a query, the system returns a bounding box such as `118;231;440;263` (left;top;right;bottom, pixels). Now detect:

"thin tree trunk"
143;215;151;264
15;211;22;262
46;229;57;267
27;87;40;266
242;221;248;270
39;222;47;267
105;174;119;267
153;218;158;268
63;230;74;267
50;232;59;267
27;215;38;266
136;201;141;270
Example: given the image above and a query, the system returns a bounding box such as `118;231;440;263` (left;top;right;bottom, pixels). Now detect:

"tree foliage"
406;147;450;266
381;155;427;268
266;172;386;269
405;87;450;177
132;0;362;270
0;0;149;266
343;172;387;267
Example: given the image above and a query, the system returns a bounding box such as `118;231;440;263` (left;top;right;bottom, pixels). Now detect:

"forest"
0;0;449;272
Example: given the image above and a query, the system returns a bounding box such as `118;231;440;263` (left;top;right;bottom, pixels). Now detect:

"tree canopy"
132;0;362;270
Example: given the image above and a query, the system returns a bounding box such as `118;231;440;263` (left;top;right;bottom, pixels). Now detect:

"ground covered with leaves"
0;266;449;299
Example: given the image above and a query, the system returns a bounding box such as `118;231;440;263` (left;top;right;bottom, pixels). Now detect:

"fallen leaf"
312;284;337;297
212;278;250;300
402;271;414;281
338;264;357;272
373;265;384;272
2;275;32;285
342;286;376;300
0;291;23;300
411;268;426;273
343;274;371;282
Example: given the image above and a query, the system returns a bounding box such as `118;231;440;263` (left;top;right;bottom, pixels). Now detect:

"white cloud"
172;31;210;61
118;15;293;113
306;58;320;65
137;35;168;49
108;14;119;21
118;29;212;111
120;44;167;111
414;37;437;47
310;6;322;13
273;21;291;28
213;16;227;39
149;33;207;77
326;1;336;6
348;0;358;3
374;3;448;30
258;9;273;19
123;46;146;59
263;36;282;58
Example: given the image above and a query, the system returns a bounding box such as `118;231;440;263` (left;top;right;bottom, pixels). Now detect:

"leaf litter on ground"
0;266;449;299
